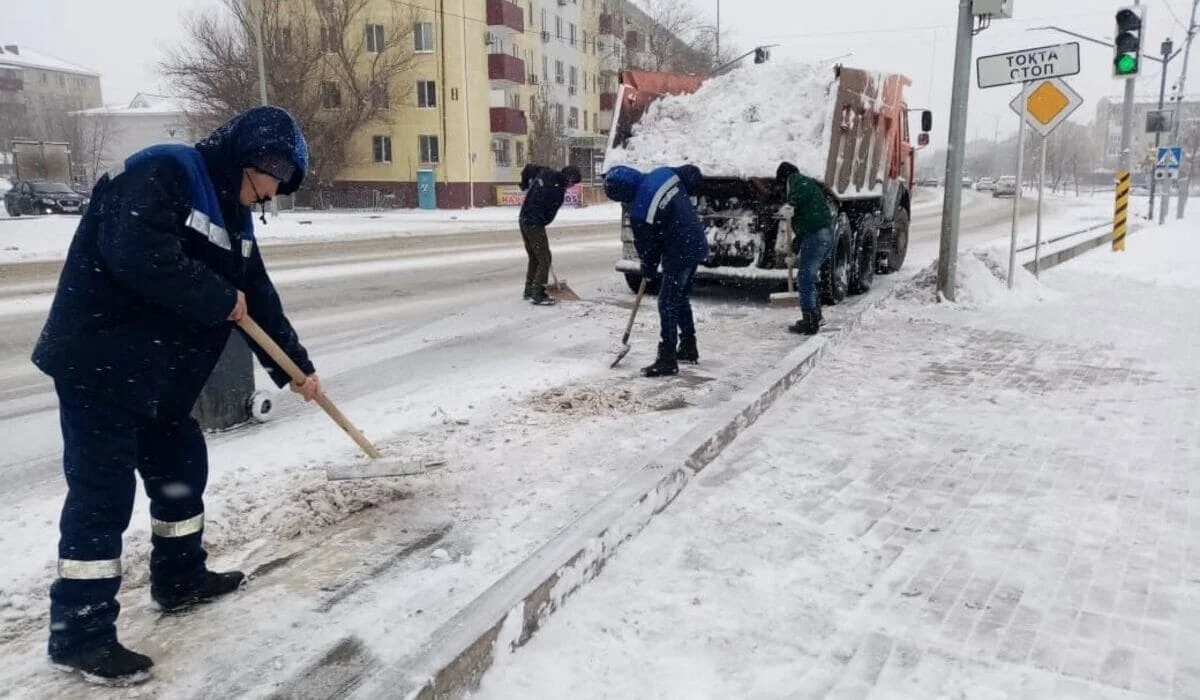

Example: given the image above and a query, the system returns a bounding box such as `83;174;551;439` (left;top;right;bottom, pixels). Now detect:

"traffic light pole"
937;0;975;303
1170;0;1199;219
1116;2;1140;250
1149;39;1172;221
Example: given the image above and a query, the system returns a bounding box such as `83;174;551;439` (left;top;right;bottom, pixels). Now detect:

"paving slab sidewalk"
475;219;1200;699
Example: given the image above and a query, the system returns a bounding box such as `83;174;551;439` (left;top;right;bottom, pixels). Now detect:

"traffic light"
754;47;770;64
1113;6;1144;78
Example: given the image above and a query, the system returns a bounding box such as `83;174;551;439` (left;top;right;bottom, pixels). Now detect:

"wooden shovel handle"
621;278;648;345
236;316;382;459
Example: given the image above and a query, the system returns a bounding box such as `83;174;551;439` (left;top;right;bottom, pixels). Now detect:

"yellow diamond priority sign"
1009;77;1083;137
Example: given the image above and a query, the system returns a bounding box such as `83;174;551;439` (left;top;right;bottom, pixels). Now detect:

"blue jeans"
797;227;836;314
658;265;697;351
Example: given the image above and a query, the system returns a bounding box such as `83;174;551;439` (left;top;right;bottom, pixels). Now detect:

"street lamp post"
1149;38;1173;221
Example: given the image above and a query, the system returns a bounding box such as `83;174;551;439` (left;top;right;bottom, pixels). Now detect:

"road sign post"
1004;76;1084;287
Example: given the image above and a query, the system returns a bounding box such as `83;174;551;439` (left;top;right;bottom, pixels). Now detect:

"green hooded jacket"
786;172;835;251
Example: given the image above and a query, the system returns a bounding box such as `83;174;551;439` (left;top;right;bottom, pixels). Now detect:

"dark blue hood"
195;106;309;201
604;166;643;203
674;165;702;195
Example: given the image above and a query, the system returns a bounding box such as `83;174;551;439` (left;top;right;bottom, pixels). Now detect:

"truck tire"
849;213;878;295
821;214;852;305
878;207;909;274
624;272;660;295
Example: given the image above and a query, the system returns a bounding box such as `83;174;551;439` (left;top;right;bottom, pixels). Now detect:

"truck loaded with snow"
602;60;932;302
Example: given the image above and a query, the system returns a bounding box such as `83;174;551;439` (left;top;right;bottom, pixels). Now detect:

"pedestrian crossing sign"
1156;146;1183;170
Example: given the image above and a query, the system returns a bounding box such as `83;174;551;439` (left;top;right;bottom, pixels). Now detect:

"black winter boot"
529;285;557;306
641;343;679;378
522;283;534;300
788;311;823;336
677;335;699;364
50;640;154;686
153;570;246;613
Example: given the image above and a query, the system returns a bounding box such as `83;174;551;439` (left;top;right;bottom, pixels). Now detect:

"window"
372;135;392;163
569;107;579;129
530;95;536;114
555;60;564;84
583;111;588;131
570;24;576;46
555;103;564;129
583;30;588;52
57;74;65;87
516;140;526;167
372;81;390;109
582;71;587;93
542;55;549;81
569;66;577;87
417;80;437;108
320;81;342;108
365;23;385;53
320;25;338;53
414;22;435;52
419;135;440;164
556;16;563;38
493;138;512;167
541;9;547;28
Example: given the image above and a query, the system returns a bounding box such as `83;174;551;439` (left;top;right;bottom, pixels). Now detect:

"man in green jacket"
777;162;835;334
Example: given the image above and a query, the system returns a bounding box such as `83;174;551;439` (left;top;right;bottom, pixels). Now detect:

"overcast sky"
6;0;1199;145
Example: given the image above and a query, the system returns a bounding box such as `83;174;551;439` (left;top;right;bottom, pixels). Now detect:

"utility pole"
715;0;720;63
251;0;278;216
1170;0;1199;219
1149;38;1174;221
936;0;976;303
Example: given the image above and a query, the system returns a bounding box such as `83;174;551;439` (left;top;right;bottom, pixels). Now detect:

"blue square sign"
1157;146;1183;170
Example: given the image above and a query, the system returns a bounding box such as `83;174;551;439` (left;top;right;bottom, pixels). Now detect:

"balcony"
487;53;526;87
490;107;528;135
599;13;617;36
486;0;524;34
600;92;618;112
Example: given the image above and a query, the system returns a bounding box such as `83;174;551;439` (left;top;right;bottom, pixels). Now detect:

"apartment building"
1093;94;1200;173
0;44;103;145
303;0;691;207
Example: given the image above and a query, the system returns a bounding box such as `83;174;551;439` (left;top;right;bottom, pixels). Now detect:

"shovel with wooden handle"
610;278;648;368
236;316;443;480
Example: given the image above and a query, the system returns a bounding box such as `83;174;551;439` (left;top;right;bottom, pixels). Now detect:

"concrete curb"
335;296;883;700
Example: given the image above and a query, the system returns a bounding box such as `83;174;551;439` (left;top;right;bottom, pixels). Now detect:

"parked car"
975;177;996;192
961;177;974;188
917;176;940;187
2;180;88;216
993;176;1017;197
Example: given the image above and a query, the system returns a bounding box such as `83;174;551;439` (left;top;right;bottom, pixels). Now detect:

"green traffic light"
1115;53;1139;75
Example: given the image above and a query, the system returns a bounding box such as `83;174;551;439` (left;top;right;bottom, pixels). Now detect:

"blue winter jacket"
604;165;708;274
32;106;315;418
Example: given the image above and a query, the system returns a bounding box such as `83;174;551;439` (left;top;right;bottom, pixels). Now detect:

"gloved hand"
777;204;795;219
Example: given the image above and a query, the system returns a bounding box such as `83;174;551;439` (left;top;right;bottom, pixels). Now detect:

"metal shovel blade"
610;344;632;369
325;459;446;481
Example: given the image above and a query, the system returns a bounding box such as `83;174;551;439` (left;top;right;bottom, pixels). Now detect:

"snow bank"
604;60;839;179
890;244;1057;309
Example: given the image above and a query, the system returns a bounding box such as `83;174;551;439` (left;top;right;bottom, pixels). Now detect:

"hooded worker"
518;163;583;305
604;164;708;377
32;106;321;685
776;161;836;334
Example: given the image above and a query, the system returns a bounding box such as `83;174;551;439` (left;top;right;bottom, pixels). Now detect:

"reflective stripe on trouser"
49;381;210;658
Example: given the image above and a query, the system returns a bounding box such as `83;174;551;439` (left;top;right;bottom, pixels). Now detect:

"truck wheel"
878;208;909;274
248;391;276;423
849;214;878;295
624;272;660;295
820;214;852;305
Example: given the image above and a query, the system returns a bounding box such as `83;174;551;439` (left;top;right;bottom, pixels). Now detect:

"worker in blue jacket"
604;164;709;377
31;106;322;685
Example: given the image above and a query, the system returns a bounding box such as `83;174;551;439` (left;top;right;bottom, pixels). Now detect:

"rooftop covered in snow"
75;93;186;117
0;44;98;77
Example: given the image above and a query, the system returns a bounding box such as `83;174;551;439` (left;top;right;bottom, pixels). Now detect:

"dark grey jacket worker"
518;163;582;305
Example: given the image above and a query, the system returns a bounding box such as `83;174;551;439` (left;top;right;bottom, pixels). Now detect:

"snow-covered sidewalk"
477;219;1200;698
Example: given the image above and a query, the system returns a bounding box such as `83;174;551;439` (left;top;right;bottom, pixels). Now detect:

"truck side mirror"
921;110;933;132
917;133;930;147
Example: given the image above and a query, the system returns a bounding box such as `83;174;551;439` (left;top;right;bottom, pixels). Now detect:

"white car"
993;177;1017;197
975;177;996;191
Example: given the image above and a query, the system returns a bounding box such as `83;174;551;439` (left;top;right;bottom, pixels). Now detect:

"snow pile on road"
604;60;839;179
890;246;1056;309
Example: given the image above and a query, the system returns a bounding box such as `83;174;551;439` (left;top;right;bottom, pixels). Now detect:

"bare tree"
639;0;699;72
160;0;421;200
72;112;119;185
527;84;564;168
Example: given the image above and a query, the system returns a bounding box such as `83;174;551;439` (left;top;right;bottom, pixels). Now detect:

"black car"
3;180;88;216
